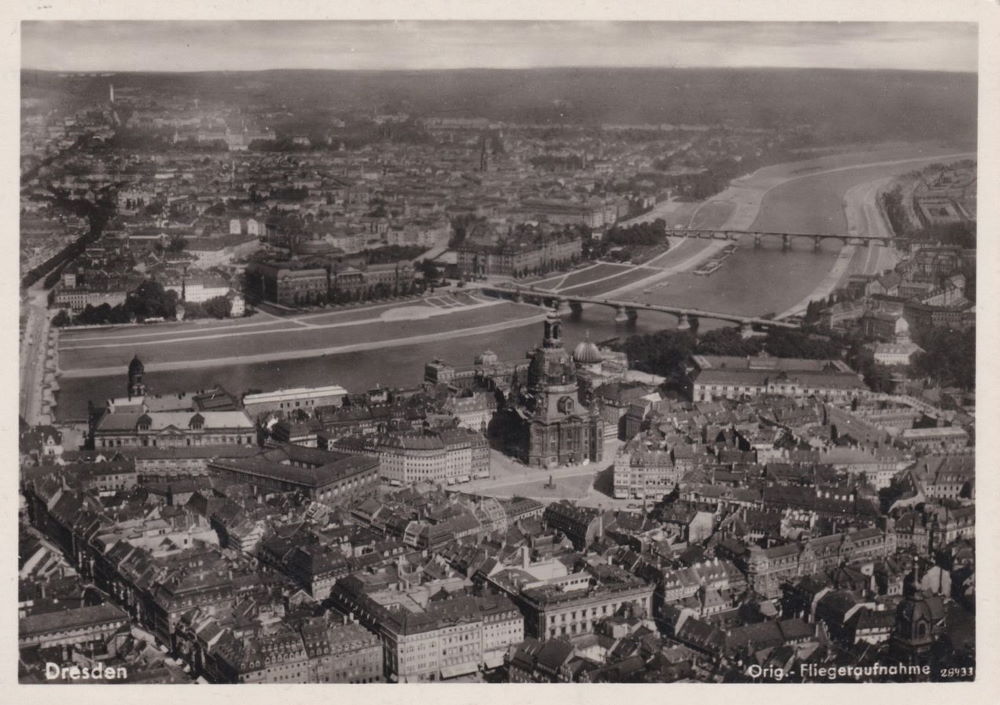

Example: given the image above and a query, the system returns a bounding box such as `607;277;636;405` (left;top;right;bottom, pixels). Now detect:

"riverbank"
613;148;971;304
53;143;975;418
772;165;928;319
55;149;970;378
773;177;886;319
59;307;550;379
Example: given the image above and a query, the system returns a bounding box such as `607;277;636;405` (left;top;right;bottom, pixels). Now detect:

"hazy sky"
22;21;978;73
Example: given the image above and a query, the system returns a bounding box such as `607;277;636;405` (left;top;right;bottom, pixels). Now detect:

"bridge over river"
668;228;891;249
476;285;801;337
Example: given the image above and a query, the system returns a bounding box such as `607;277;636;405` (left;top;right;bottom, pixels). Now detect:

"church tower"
527;309;575;394
127;355;146;399
890;591;946;665
521;310;604;468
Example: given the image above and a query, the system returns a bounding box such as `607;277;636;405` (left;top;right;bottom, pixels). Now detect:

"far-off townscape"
18;20;976;685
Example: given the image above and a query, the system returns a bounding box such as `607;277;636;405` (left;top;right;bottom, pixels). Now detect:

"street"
20;280;55;425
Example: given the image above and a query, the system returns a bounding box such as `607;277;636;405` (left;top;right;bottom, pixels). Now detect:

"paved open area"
458;441;633;508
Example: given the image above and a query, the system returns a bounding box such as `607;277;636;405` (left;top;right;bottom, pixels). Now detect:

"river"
54;145;973;421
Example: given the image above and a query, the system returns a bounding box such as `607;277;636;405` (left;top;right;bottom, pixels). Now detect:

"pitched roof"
20;603;128;636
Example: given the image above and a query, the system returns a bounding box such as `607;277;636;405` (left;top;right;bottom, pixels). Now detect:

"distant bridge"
477;285;800;336
666;228;891;249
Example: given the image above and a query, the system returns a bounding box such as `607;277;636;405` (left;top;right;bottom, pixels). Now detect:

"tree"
51;309;71;328
166;234;187;253
76;303;115;326
912;326;975;390
621;330;697;387
804;300;822;325
448;214;484;248
417;259;440;282
108;305;131;324
123;279;177;321
183;301;207;319
764;329;843;359
695;327;762;356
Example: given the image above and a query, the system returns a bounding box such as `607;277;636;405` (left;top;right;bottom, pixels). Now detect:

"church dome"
128;355;144;374
573;340;603;365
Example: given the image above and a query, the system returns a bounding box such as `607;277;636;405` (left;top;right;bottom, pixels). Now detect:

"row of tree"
586;219;671;261
604;219;668;246
22;186;117;289
509;255;583;279
53;280;181;327
181;296;233;320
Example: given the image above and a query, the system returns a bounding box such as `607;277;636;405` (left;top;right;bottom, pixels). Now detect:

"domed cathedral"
499;310;604;468
127;354;146;399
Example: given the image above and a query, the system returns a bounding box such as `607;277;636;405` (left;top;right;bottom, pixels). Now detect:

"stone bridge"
669;228;891;250
477;285;800;337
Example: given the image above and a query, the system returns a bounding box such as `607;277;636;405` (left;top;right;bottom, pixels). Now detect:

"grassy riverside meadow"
54;141;973;418
58;299;540;372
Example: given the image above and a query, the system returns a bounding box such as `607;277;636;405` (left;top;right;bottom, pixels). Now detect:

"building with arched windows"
496;312;603;468
91;408;255;450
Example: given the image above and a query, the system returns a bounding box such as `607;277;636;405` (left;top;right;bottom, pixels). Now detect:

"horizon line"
21;64;978;75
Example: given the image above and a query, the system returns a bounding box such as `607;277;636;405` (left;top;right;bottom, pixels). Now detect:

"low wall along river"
54;144;974;421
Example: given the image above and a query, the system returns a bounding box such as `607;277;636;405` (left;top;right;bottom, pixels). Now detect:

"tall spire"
127;354;145;399
543;308;562;348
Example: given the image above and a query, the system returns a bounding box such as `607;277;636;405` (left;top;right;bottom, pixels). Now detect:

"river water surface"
55;147;971;420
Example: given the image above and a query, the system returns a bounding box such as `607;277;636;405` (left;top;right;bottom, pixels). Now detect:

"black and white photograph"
11;2;992;692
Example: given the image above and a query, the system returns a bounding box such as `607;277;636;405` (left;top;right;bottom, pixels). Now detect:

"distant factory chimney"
109;82;115;104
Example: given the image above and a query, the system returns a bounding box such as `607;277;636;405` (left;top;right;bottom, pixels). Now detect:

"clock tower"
520;309;603;468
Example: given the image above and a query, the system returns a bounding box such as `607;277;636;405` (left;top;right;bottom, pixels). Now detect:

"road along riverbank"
53;144;974;419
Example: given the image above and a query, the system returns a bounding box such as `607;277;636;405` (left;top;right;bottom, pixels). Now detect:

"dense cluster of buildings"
911;162;977;228
456;224;584;278
690;354;867;404
27;269;978;681
21;302;976;684
333;427;490;485
329;572;524;682
19;78;975;685
24;78;719;320
24;71;807;323
824;243;975;358
244;258;415;307
20;348;976;684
